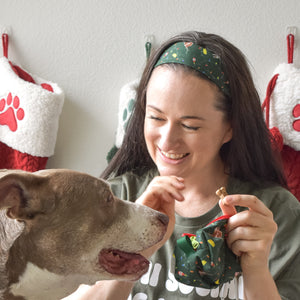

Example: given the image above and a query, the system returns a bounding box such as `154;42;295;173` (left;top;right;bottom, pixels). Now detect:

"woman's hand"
220;194;278;273
136;176;185;258
220;195;281;299
136;175;185;209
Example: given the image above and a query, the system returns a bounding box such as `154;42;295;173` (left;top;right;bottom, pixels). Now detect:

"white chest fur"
10;262;96;300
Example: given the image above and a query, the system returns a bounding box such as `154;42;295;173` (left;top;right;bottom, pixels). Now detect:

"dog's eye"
26;213;35;220
25;211;46;220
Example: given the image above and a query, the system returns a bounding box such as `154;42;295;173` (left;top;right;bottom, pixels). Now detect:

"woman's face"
144;66;232;178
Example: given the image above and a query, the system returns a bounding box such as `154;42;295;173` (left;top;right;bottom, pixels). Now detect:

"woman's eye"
148;115;164;121
182;124;200;131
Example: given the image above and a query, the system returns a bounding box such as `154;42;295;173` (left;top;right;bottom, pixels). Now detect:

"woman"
72;31;300;299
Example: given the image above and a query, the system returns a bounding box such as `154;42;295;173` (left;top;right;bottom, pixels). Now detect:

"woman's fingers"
227;209;274;230
225;195;277;240
230;239;271;261
143;176;184;201
223;194;278;271
136;176;185;212
226;218;274;247
219;198;237;216
223;194;273;217
153;176;185;201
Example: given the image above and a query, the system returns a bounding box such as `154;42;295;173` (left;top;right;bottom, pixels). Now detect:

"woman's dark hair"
101;31;286;187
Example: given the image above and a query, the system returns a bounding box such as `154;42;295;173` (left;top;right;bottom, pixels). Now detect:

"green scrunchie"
173;215;241;289
155;42;230;96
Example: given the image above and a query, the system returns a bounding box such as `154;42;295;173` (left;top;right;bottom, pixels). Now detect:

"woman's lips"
159;148;189;163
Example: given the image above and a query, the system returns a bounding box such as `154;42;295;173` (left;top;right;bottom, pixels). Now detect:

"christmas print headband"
155;42;230;96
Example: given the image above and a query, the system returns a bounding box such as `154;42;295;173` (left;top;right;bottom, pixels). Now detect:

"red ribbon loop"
287;34;294;64
2;34;9;58
261;73;279;128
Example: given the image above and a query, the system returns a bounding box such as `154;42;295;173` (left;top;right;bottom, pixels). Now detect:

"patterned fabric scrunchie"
173;215;241;289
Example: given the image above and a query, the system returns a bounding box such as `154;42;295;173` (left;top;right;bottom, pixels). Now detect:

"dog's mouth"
99;249;149;278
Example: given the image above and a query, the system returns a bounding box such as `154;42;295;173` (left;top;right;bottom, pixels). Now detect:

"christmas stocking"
0;34;64;172
262;34;300;201
106;79;139;162
106;41;153;162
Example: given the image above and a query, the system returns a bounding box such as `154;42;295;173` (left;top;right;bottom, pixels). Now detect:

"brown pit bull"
0;169;168;300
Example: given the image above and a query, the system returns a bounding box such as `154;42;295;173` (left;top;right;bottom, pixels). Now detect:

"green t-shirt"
109;169;300;300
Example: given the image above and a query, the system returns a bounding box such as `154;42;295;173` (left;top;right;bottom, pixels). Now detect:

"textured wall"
0;0;299;176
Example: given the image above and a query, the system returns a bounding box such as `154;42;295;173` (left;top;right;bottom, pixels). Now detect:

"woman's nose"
159;122;181;148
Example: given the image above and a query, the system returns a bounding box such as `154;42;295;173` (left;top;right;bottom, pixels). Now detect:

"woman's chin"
157;166;185;177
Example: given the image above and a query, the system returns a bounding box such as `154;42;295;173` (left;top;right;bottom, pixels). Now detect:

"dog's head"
0;169;168;282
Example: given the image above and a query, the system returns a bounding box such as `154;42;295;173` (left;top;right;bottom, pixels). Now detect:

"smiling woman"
96;31;300;300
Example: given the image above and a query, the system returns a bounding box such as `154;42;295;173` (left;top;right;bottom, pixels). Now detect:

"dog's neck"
9;262;96;300
0;211;100;299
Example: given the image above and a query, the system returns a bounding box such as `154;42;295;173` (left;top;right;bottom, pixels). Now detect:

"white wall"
1;0;299;176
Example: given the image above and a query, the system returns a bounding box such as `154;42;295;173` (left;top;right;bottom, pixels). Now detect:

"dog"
0;169;169;300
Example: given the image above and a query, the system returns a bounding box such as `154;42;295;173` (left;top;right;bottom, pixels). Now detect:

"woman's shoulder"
108;168;158;186
228;177;300;213
107;168;158;201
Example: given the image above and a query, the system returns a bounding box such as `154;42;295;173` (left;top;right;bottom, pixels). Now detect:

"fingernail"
176;196;184;201
223;196;231;205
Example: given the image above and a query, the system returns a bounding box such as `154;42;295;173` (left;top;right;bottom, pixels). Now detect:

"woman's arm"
61;280;135;300
221;194;281;300
242;267;281;300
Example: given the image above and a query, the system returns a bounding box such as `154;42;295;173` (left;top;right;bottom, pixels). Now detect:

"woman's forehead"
147;67;219;101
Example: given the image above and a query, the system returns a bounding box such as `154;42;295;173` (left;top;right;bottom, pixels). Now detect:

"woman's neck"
175;168;229;218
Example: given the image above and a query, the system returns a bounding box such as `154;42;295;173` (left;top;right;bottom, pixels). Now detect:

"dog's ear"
0;171;46;221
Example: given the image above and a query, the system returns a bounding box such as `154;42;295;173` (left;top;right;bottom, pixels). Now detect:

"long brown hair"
101;31;286;187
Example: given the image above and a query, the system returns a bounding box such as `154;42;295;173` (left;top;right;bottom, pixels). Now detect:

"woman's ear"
222;124;233;144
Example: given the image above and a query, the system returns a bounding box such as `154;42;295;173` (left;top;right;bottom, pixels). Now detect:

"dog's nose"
158;213;169;226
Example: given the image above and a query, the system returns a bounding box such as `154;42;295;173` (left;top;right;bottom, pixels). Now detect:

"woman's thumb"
219;198;237;216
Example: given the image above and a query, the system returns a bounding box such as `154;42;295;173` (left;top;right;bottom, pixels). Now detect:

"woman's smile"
159;148;190;162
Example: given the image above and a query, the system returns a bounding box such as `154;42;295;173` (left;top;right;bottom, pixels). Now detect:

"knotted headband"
155;42;230;96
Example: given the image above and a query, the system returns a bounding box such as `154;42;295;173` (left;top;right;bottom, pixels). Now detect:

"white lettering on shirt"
131;262;244;299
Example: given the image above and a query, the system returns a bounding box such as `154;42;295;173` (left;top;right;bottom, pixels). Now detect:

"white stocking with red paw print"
0;33;64;172
262;33;300;201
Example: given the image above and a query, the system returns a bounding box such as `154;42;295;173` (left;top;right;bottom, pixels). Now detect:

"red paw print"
293;103;300;132
0;93;25;132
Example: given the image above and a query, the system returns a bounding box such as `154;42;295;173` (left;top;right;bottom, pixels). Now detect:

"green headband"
155;42;230;96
